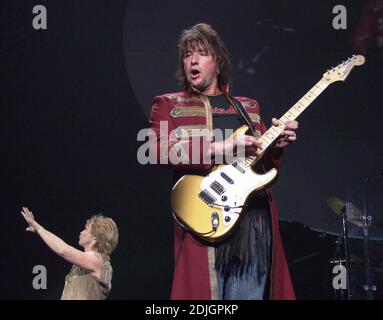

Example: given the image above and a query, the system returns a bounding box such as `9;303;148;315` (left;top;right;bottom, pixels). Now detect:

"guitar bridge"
198;190;216;207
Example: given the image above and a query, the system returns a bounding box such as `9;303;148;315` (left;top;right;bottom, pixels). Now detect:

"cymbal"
326;197;364;227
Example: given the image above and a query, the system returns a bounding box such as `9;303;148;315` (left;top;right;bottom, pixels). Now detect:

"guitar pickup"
220;172;234;184
210;181;225;195
232;162;245;174
198;190;216;207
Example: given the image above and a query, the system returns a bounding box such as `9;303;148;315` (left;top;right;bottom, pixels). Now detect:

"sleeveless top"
61;261;113;300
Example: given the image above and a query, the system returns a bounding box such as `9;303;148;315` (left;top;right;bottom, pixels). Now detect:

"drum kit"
325;192;383;300
286;173;383;299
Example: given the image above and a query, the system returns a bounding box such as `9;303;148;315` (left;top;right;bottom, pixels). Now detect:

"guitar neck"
244;78;330;166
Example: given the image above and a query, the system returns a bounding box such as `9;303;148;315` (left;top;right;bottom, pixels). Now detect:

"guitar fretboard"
243;78;330;167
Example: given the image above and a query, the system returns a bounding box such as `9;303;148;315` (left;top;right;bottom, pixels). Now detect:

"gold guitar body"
171;126;278;243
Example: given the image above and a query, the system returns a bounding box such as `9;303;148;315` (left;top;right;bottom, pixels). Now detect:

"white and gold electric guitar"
171;55;365;243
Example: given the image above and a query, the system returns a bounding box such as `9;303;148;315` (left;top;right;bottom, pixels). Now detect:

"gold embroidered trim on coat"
174;125;211;138
207;246;218;300
170;107;206;118
200;95;214;141
165;95;203;103
249;113;260;123
241;101;258;109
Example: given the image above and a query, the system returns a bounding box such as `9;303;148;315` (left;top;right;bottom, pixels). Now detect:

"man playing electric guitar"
149;23;298;300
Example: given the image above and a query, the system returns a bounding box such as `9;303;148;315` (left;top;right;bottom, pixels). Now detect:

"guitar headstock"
322;55;365;84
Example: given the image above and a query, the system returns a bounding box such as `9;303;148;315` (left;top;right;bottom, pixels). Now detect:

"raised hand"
21;207;40;233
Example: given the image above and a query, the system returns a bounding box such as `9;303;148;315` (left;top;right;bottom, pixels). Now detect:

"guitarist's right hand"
207;135;262;160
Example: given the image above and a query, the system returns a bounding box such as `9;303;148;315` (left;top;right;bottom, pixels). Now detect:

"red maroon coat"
149;90;295;300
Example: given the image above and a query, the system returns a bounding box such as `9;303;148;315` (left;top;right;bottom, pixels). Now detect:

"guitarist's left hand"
272;118;299;149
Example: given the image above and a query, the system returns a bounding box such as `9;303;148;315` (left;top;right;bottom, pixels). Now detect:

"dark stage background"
1;0;382;299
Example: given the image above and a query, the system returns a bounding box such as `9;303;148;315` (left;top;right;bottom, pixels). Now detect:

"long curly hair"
176;23;232;92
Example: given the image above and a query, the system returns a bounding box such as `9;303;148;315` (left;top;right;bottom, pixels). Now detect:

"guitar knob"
211;212;219;231
225;216;231;223
221;195;228;202
224;206;230;212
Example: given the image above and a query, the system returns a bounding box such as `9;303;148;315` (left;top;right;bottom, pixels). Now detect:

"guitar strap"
223;93;268;174
223;93;257;137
